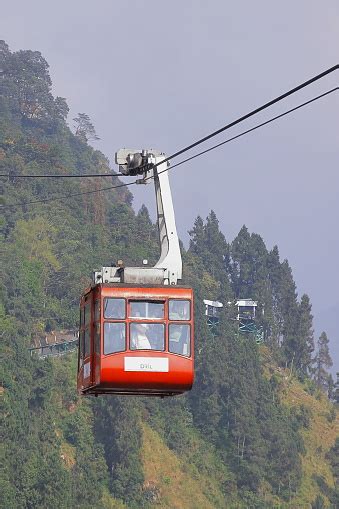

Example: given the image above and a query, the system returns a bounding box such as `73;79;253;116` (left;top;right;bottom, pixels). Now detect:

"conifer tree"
314;331;333;390
266;245;284;348
278;260;299;350
188;215;205;255
229;225;252;297
284;294;314;375
334;372;339;404
327;374;335;400
189;212;232;300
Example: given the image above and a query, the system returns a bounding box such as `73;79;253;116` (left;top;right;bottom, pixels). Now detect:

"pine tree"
278;261;299;359
283;294;314;375
188;215;205;255
189;211;232;300
266;245;284;349
327;374;335;400
334;373;339;404
314;332;333;390
229;225;252;298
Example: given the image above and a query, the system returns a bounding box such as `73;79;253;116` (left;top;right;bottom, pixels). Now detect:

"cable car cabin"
203;299;223;326
77;148;194;397
77;284;194;397
236;299;257;321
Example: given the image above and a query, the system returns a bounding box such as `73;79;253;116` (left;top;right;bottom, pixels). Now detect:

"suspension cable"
1;85;337;209
144;86;339;181
2;65;338;180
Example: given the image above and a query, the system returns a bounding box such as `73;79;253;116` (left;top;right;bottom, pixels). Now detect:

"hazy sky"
1;1;338;370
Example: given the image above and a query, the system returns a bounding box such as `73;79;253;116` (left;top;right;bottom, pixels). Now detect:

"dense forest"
0;41;338;509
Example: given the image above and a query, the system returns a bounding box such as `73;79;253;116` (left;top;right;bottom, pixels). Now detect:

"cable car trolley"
77;149;194;397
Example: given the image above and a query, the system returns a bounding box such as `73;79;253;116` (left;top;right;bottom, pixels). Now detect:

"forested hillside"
1;41;338;509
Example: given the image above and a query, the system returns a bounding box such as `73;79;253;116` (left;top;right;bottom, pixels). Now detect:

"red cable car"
77;149;194;397
77;284;194;396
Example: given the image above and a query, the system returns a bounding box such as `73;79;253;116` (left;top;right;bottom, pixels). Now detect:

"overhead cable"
0;181;135;209
145;86;339;180
2;64;338;181
0;86;337;209
138;64;339;173
0;172;123;178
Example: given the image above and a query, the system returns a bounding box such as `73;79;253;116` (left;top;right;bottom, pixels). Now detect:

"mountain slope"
1;40;338;509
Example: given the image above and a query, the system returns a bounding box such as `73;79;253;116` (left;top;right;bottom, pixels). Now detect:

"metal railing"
29;338;78;359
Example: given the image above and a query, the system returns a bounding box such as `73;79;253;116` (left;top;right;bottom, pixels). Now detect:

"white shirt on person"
132;330;151;350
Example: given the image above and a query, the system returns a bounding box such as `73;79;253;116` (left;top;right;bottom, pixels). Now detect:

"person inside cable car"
131;322;151;350
169;323;190;356
169;300;190;320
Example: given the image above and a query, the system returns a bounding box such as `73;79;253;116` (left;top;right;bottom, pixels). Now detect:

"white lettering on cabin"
140;363;152;370
124;357;169;372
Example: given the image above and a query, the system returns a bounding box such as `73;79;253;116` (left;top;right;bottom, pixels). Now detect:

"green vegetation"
1;40;337;508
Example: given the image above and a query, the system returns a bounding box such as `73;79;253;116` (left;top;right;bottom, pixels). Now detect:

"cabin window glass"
130;301;164;319
80;308;84;328
104;298;125;319
78;331;84;369
85;303;91;326
130;323;165;351
104;322;126;354
169;324;191;356
169;300;190;321
207;305;219;317
239;306;254;317
84;329;91;357
94;300;101;321
94;323;101;354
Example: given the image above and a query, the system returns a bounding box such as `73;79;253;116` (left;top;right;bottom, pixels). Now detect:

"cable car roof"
236;299;258;307
203;299;223;308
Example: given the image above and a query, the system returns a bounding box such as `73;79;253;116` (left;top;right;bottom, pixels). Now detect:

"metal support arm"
153;157;182;284
94;149;182;286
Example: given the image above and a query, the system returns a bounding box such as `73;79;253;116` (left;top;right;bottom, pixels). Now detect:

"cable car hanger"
77;149;194;397
94;149;182;287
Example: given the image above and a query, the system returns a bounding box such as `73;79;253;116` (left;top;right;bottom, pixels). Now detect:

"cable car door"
92;298;101;386
82;296;93;390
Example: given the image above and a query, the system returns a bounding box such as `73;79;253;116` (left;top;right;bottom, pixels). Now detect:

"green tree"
189;211;232;301
334;372;339;404
94;398;144;504
314;331;333;390
312;494;326;509
284;294;314;376
73;112;99;142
